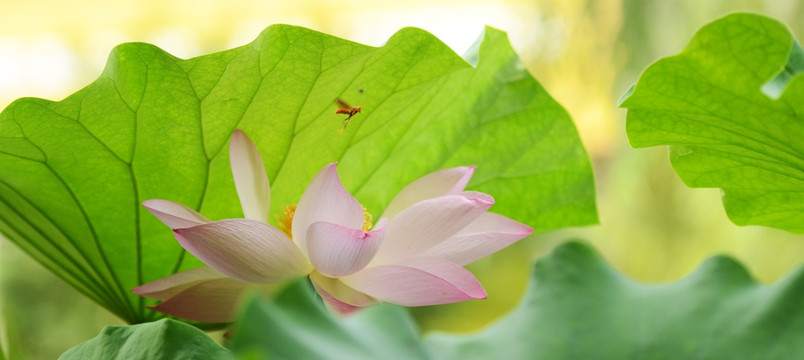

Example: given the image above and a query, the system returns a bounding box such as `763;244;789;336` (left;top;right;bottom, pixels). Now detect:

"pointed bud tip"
468;193;495;207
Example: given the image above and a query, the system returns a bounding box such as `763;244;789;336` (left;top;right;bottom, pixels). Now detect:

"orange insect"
334;98;362;134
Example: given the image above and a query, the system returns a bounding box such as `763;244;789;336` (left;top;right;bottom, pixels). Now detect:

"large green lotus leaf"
0;25;595;322
59;319;233;360
621;13;804;233
227;242;804;359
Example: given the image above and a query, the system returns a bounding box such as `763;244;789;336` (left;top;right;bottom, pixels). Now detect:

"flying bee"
334;98;362;134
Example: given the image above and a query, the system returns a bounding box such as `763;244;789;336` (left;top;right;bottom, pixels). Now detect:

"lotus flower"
133;130;533;321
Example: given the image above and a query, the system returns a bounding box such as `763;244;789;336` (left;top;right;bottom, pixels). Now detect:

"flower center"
277;203;297;239
361;207;373;232
276;203;373;240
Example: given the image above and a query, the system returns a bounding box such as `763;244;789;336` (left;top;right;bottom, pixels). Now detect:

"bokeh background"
1;0;803;358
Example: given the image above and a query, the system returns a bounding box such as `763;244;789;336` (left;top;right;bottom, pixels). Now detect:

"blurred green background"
1;0;803;358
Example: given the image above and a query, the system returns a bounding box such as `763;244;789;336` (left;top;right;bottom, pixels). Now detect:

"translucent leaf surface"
0;25;595;322
229;242;804;359
622;13;804;233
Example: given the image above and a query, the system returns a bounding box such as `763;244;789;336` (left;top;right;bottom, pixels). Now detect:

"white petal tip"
470;194;494;207
374;217;389;229
473;289;488;300
461;165;477;175
141;199;211;229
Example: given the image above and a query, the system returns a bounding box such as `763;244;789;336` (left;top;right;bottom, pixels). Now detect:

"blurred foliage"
172;242;804;359
59;319;233;360
0;242;122;359
227;280;428;360
430;242;804;359
1;0;804;358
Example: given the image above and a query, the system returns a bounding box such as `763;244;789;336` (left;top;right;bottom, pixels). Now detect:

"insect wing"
335;98;352;110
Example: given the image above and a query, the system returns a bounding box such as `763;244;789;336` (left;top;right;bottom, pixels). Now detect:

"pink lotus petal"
370;194;493;265
420;212;534;266
381;166;475;219
313;285;365;315
306;219;387;277
292;163;365;255
460;190;491;199
174;219;312;283
148;277;250;323
142;199;211;229
230;130;272;223
342;257;486;306
310;271;377;314
132;266;226;301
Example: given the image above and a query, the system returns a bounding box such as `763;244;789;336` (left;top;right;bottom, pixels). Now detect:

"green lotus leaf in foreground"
228;281;431;360
622;13;804;233
59;244;804;359
61;242;804;359
58;319;233;360
0;25;595;323
224;241;804;359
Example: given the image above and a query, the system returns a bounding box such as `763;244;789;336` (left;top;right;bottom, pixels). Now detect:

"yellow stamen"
276;203;374;239
276;203;297;239
362;206;373;232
